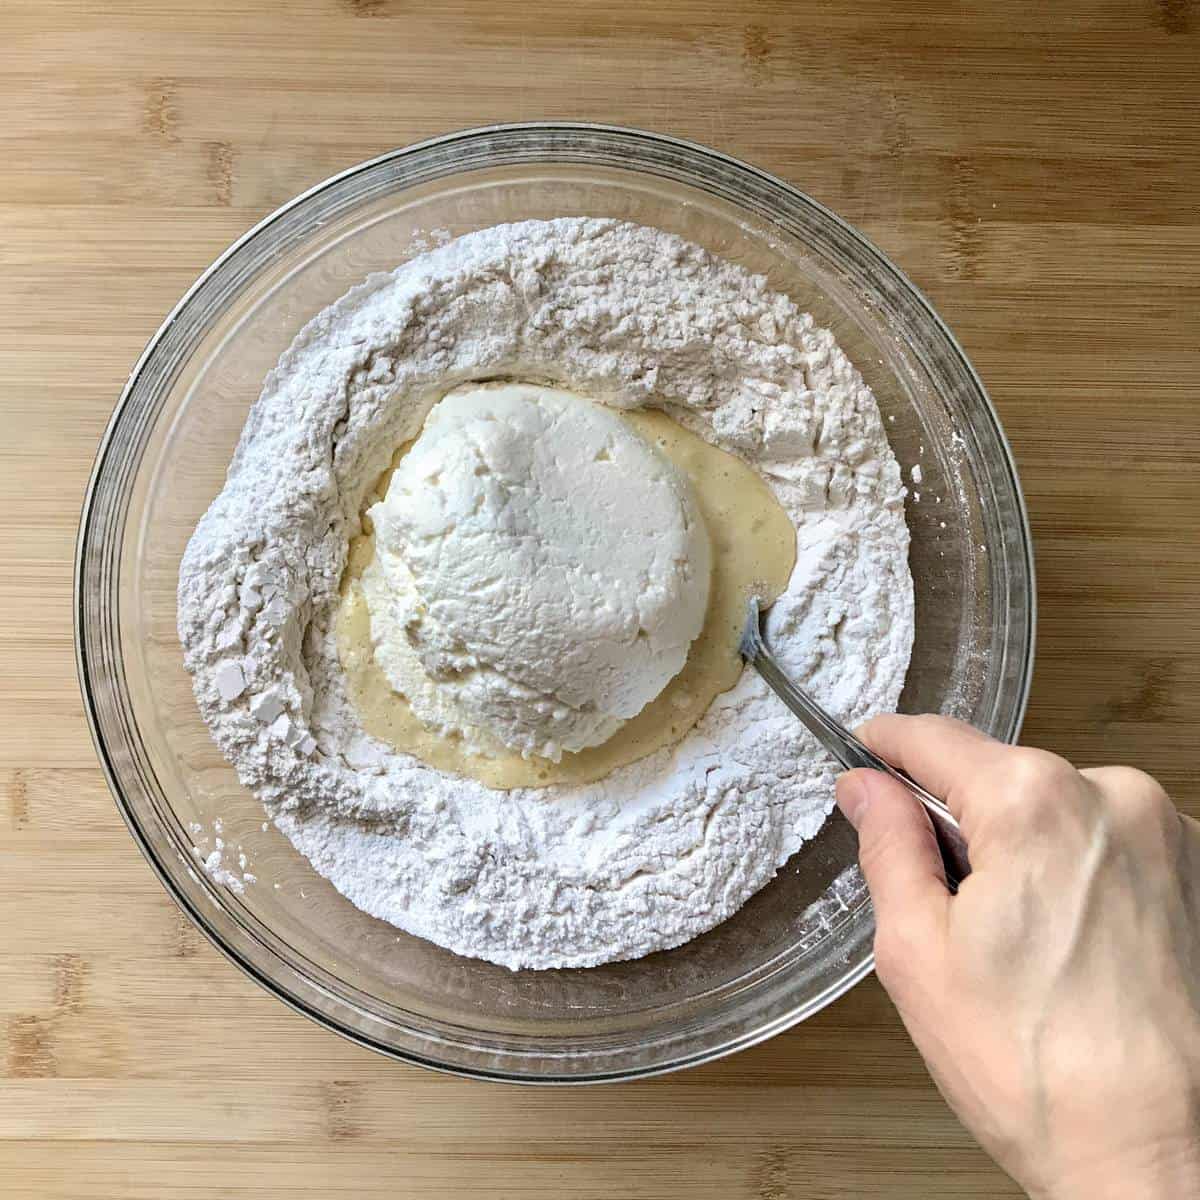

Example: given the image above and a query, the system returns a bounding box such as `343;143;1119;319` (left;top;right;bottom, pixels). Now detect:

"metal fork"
740;596;971;891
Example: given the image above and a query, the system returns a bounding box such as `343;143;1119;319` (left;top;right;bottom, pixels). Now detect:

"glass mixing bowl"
76;124;1034;1082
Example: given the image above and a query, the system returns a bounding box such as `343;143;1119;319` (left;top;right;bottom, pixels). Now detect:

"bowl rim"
74;121;1035;1083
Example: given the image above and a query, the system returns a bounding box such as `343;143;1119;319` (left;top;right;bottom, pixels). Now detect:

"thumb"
836;769;950;955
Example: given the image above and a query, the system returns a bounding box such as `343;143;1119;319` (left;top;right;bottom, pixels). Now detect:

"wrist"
1040;1146;1200;1200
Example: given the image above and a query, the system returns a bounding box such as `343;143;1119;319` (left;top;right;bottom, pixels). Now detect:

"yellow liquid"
335;407;796;789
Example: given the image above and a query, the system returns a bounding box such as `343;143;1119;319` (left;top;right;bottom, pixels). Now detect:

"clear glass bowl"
76;124;1034;1082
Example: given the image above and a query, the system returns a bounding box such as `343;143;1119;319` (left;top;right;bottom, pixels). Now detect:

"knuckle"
855;714;886;739
856;827;897;879
1011;747;1076;787
1100;767;1172;824
1105;765;1168;803
911;713;961;742
856;712;900;749
873;922;919;986
873;912;936;988
993;749;1078;826
857;820;928;884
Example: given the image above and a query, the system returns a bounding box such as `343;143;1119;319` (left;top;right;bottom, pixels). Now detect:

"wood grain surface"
2;1;1198;1196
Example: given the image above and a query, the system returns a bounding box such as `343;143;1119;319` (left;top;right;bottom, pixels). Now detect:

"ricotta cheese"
362;383;712;760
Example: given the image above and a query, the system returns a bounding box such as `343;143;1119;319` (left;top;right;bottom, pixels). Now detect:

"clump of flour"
177;218;913;970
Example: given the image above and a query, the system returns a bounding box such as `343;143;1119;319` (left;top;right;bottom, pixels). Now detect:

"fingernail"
836;772;871;829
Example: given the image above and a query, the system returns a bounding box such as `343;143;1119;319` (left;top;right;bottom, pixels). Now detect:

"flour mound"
177;218;913;970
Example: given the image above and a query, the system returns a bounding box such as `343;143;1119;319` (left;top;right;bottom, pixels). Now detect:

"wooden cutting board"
2;2;1197;1196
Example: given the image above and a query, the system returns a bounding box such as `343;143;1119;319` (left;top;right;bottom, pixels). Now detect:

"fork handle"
843;740;972;892
749;646;972;891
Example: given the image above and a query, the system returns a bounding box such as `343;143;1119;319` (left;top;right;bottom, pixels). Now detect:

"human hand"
836;715;1200;1200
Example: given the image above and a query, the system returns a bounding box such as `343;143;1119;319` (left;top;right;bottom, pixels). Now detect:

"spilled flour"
178;218;913;969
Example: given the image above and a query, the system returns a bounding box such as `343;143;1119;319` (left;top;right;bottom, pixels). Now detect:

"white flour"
178;218;913;969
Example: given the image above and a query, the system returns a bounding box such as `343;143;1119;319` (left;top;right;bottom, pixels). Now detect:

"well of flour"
178;217;914;970
335;385;797;790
